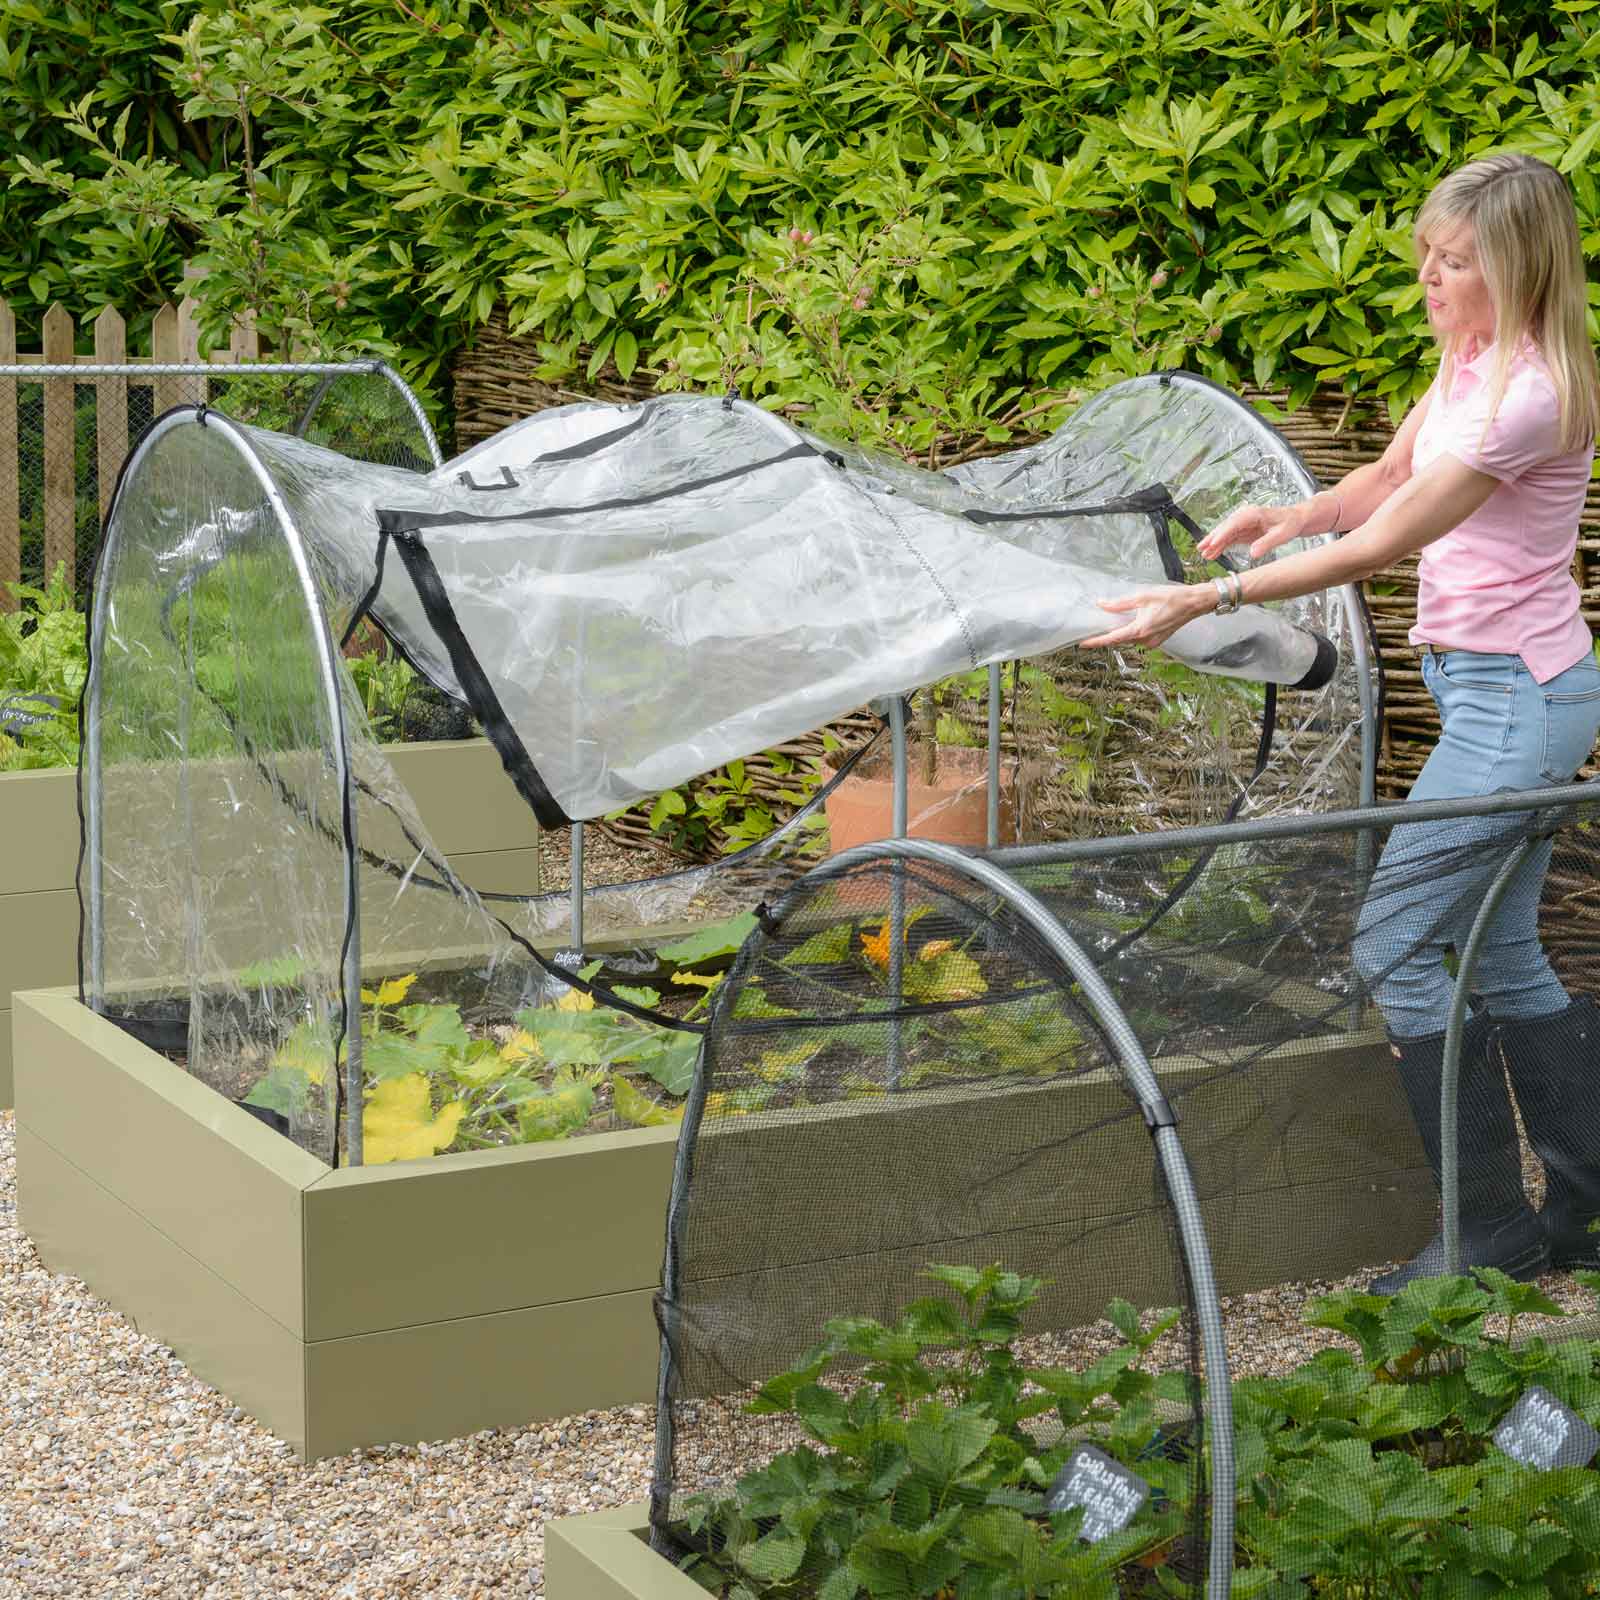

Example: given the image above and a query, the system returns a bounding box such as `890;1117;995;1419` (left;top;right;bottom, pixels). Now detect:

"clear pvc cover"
84;373;1373;1167
230;376;1356;826
89;418;350;1161
86;373;457;1166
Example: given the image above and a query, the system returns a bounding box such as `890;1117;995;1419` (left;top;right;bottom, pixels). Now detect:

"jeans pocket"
1438;654;1513;694
1540;682;1600;782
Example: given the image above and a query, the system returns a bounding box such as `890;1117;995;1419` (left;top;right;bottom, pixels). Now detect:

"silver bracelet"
1213;573;1242;615
1325;492;1344;534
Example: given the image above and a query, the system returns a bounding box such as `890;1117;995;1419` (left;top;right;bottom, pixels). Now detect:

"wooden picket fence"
0;280;259;612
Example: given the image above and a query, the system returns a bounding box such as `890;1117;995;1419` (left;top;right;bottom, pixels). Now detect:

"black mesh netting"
650;788;1600;1595
652;855;1210;1591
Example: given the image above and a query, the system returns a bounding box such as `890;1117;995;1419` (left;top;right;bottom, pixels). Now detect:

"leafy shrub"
0;0;183;340
0;564;84;771
678;1265;1193;1599
15;0;1600;435
674;1263;1600;1598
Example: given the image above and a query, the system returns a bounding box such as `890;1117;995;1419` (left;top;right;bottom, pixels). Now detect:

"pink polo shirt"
1408;341;1594;683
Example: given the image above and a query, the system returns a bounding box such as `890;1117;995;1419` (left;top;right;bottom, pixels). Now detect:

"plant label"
0;692;60;733
1045;1444;1149;1543
1494;1385;1600;1471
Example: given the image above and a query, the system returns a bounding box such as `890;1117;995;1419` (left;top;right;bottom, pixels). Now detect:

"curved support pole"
888;695;908;1090
87;407;365;1164
987;662;1002;849
292;372;339;441
368;358;445;470
1440;836;1540;1276
570;822;585;956
287;358;444;473
800;837;1235;1600
1092;371;1379;816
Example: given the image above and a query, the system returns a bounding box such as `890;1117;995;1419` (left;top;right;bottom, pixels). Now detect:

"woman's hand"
1197;503;1307;562
1080;583;1214;651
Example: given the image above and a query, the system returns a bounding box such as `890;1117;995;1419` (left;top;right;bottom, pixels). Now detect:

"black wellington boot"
1371;1018;1549;1293
1497;995;1600;1270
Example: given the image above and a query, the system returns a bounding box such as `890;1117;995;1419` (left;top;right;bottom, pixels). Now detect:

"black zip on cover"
373;442;825;533
963;483;1190;582
379;514;573;829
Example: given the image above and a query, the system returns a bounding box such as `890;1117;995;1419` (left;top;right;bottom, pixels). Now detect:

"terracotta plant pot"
823;744;1015;855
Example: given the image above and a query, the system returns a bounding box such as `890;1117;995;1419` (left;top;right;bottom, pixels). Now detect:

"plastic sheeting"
230;375;1350;825
84;371;1376;1165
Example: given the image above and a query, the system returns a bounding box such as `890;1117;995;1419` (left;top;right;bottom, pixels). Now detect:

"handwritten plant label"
0;693;60;734
1045;1445;1149;1543
1494;1385;1600;1471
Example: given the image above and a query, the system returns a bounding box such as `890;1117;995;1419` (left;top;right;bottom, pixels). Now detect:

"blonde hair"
1415;153;1600;452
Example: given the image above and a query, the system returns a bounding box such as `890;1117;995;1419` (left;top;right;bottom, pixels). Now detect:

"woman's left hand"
1080;584;1212;650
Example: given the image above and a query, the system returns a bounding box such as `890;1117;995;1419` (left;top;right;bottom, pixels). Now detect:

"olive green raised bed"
548;1505;699;1600
13;987;672;1459
0;738;542;1108
12;978;1437;1459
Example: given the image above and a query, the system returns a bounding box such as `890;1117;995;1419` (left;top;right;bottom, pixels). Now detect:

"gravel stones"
5;1105;1597;1598
0;1111;650;1598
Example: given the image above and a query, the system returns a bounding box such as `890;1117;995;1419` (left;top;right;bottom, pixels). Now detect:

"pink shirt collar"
1449;336;1539;393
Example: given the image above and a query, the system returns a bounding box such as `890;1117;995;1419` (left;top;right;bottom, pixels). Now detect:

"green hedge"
12;0;1600;437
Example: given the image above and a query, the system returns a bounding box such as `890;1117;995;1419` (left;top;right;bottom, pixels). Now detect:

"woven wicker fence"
452;315;1600;870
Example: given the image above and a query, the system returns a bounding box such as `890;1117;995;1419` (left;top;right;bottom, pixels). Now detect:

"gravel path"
6;1098;1599;1599
0;1111;648;1599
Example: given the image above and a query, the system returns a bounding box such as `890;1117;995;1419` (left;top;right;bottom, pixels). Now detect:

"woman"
1083;153;1600;1289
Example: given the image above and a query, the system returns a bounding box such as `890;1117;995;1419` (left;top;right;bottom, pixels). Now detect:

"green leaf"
639;1031;700;1095
746;1357;830;1416
1106;1298;1141;1342
1295;345;1352;366
610;1072;681;1127
905;1402;997;1483
613;328;639;379
238;954;307;987
1309;208;1341;276
737;1529;806;1582
611;984;662;1009
394;1003;470;1057
794;1383;850;1444
649;789;687;829
785;922;854;965
242;1066;309;1118
656;912;758;965
816;1564;860;1600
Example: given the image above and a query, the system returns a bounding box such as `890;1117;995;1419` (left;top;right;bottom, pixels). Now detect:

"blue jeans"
1353;648;1600;1040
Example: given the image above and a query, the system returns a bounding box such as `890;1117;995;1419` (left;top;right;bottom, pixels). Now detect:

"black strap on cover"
382;521;573;830
339;526;391;651
1101;680;1278;960
533;408;652;463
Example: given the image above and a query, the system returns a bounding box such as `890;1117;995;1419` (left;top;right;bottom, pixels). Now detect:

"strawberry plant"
670;1266;1600;1597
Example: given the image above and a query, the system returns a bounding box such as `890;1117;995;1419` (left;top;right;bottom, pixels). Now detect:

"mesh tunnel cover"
652;855;1209;1590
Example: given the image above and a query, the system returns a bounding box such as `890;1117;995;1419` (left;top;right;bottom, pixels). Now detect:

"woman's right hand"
1197;503;1308;563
